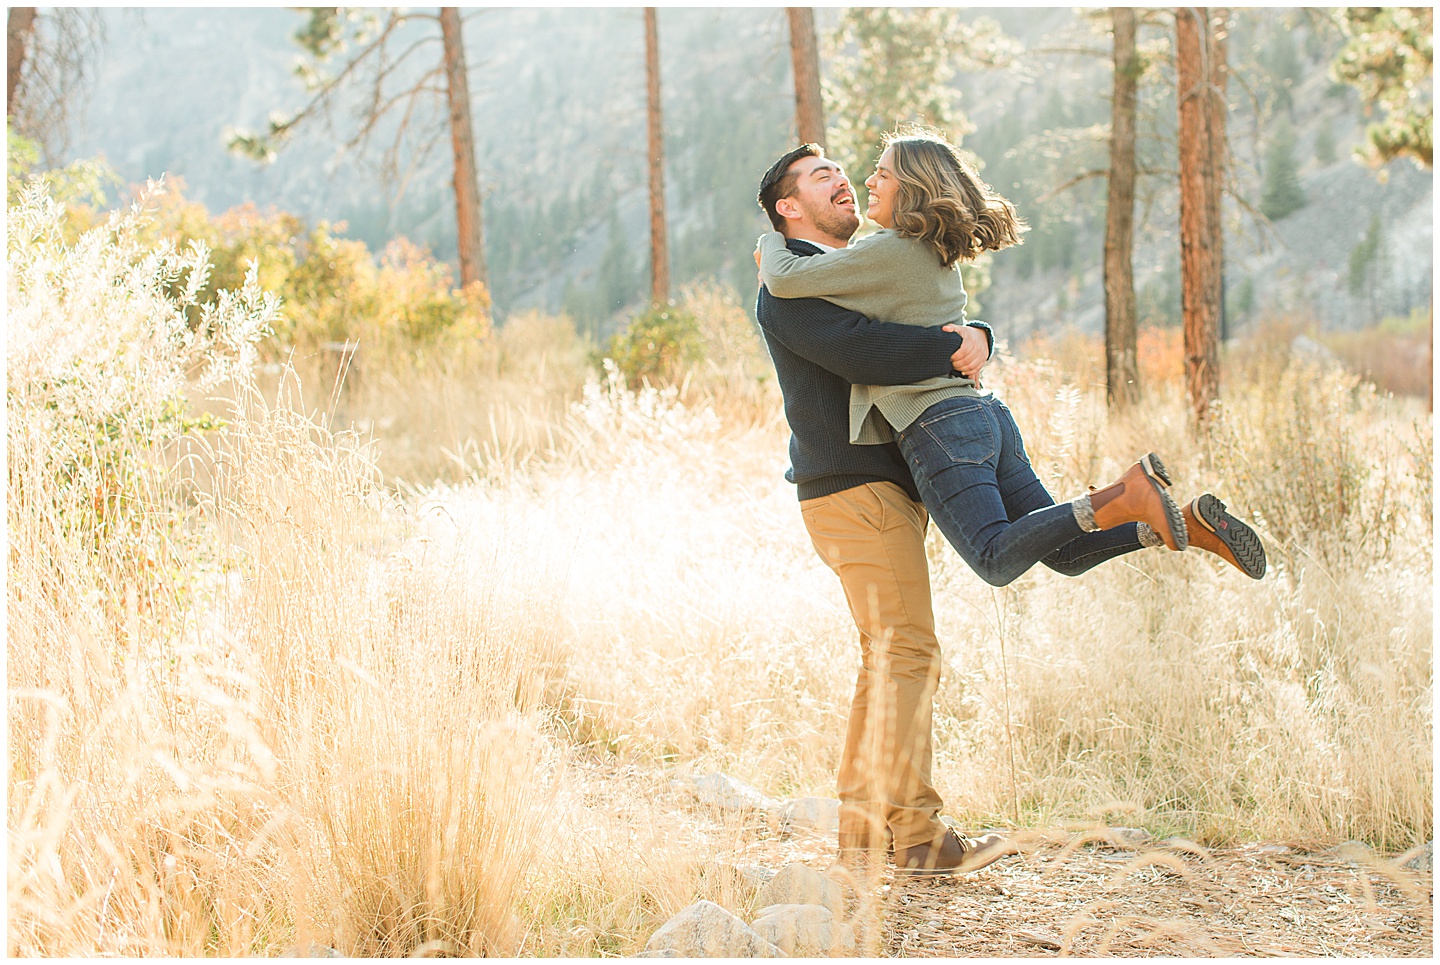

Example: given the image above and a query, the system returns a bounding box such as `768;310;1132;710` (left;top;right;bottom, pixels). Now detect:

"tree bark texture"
1176;7;1224;426
1208;9;1228;344
8;7;37;118
787;7;826;148
440;7;487;291
1104;7;1140;409
645;7;670;306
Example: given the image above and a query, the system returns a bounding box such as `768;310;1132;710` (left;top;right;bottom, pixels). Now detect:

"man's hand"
945;324;991;378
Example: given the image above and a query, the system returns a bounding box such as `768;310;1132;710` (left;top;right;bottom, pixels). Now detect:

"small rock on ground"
756;862;846;919
646;899;783;958
279;943;343;958
783;796;840;831
1401;840;1432;872
679;773;785;815
752;903;855;957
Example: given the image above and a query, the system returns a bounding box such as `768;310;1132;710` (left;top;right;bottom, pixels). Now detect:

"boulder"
645;900;783;958
783;797;840;831
1331;840;1377;864
679;773;785;816
1401;841;1433;872
751;904;855;957
755;862;845;919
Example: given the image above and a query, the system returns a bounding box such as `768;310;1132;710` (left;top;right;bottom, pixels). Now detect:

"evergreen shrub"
604;303;702;387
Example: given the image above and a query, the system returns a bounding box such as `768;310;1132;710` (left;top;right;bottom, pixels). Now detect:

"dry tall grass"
8;182;1432;956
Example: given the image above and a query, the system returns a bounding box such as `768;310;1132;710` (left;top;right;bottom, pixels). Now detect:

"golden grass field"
7;187;1432;956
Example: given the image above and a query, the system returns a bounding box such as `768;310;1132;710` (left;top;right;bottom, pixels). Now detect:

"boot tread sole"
1194;493;1266;579
1140;453;1187;550
1142;451;1174;487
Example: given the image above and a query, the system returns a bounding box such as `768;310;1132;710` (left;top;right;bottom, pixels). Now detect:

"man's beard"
799;196;860;241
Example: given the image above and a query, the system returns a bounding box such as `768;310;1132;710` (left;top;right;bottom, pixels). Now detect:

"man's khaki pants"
801;481;947;852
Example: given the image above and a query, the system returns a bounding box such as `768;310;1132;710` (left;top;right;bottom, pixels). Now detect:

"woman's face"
864;146;898;228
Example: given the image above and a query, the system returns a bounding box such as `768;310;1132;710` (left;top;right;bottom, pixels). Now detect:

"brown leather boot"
1088;452;1188;551
894;827;1018;877
1184;493;1266;579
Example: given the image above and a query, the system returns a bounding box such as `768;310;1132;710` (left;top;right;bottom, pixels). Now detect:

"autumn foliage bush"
164;190;492;362
19;167;493;365
1321;309;1433;400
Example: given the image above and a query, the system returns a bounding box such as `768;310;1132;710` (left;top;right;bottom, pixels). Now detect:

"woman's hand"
944;324;991;378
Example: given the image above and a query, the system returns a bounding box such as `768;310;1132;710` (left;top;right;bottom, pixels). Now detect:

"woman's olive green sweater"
757;229;989;444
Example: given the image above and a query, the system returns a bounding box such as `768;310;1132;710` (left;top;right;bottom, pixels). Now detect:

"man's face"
778;156;860;241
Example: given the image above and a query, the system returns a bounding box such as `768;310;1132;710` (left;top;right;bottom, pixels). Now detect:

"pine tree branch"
373;34;441;87
1026;44;1109;59
1037;165;1176;201
263;12;405;144
345;65;445;156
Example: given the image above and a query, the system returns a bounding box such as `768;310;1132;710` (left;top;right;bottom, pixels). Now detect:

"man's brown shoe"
894;827;1018;877
1089;452;1188;551
1184;493;1266;579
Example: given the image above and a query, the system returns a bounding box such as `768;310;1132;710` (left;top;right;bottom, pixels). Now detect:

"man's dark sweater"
755;237;991;502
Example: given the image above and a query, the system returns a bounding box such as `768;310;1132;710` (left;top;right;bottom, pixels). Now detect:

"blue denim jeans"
896;395;1143;587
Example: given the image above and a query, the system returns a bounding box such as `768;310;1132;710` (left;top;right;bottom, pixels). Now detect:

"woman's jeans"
896;394;1144;587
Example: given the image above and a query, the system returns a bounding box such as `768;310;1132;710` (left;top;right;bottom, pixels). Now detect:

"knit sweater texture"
757;229;991;444
754;238;966;501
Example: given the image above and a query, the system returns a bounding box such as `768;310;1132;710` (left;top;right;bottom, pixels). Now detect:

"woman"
757;131;1265;586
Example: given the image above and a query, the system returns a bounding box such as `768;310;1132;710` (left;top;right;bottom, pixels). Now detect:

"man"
754;144;1015;876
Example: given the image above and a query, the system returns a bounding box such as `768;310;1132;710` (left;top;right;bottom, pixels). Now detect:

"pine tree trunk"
439;7;487;291
1208;10;1229;345
1104;7;1140;409
645;7;670;306
1176;7;1221;426
787;7;826;147
8;7;37;117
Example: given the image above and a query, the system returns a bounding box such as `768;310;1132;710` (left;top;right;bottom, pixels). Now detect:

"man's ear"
774;196;803;222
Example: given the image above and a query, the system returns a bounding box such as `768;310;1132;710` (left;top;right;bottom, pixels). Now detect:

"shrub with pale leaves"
7;178;280;575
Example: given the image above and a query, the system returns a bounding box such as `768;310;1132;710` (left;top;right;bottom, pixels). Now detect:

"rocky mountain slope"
60;7;1431;334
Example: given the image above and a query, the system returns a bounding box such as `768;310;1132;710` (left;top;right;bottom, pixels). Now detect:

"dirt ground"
561;766;1428;962
739;822;1433;958
579;760;1432;958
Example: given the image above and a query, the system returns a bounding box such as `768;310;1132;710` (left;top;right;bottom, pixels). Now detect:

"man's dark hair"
757;143;824;231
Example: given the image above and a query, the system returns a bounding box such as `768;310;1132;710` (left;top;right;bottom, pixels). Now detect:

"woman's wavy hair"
883;131;1027;268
